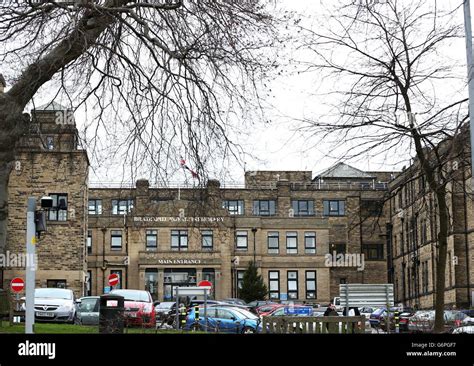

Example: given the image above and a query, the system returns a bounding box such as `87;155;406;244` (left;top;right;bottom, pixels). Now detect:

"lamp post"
464;0;474;189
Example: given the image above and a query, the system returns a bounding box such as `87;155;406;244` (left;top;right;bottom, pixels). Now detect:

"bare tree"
0;1;279;262
299;0;468;332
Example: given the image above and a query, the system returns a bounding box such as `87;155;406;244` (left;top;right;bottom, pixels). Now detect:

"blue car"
184;305;262;333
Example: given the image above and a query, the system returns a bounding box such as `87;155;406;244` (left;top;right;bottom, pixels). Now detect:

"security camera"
40;196;54;209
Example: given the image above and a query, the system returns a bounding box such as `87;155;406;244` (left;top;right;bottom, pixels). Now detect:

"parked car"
462;316;474;325
398;311;416;332
369;307;399;329
267;305;314;317
461;309;474;318
408;310;468;333
247;300;278;314
154;301;176;325
221;298;247;306
75;296;99;325
110;289;155;327
451;325;474;334
184;305;262;333
256;304;284;317
33;288;76;323
359;307;375;319
187;299;224;310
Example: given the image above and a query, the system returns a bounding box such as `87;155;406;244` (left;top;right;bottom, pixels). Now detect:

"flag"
180;157;198;178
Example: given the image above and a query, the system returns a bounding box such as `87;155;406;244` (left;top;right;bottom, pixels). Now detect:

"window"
330;243;346;254
291;200;314;216
286;232;298;254
87;230;92;255
46;136;54;150
253;200;276;216
362;244;384;260
304;232;316;254
267;232;279;254
236;231;248;251
361;200;383;217
421;219;428;244
145;269;158;300
86;271;92;296
268;271;280;300
323;200;345;216
287;271;298;299
47;194;68;221
339;278;347;285
88;199;102;215
146;230;158;250
201;230;213;251
111;230;122;251
46;279;67;288
222;200;244;215
305;271;317;299
237;270;245;290
112;199;133;215
110;270;122;289
171;230;188;251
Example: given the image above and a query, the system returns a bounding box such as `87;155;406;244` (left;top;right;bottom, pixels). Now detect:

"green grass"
0;321;191;334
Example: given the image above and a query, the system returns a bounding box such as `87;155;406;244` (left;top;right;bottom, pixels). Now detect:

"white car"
462;316;474;325
452;325;474;334
33;288;76;323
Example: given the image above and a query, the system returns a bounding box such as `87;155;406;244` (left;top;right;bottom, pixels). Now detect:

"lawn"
0;321;187;334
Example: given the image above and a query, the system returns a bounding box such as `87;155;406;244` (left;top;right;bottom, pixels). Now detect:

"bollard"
179;305;187;329
195;306;200;321
395;311;399;334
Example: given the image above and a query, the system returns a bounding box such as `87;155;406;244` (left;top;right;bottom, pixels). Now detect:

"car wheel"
242;327;255;334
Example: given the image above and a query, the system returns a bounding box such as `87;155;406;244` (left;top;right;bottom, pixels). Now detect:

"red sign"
198;280;212;288
10;277;25;293
108;274;120;287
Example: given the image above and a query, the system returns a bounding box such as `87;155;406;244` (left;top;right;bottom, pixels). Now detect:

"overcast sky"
18;0;472;185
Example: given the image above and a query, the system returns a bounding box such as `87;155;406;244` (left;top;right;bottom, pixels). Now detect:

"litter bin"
99;293;124;334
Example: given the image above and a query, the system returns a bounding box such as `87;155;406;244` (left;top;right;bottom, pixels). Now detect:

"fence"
262;316;366;334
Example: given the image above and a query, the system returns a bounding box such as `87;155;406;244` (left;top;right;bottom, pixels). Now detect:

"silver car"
33;288;76;323
75;296;100;325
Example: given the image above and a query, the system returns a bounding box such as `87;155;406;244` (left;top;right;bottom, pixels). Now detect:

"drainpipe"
101;227;107;292
462;165;471;306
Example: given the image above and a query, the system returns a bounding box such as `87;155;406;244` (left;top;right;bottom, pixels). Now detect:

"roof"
314;162;375;179
34;101;70;111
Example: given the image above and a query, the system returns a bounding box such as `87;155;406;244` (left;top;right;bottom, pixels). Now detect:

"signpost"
25;197;36;334
10;278;25;293
108;274;120;288
283;306;313;316
173;286;211;331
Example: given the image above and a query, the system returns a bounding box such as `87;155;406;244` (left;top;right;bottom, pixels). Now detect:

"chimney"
0;73;5;94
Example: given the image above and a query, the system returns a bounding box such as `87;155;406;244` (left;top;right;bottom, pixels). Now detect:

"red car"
256;304;284;317
110;289;156;327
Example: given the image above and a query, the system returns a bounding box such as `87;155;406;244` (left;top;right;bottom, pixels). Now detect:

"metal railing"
262;316;366;334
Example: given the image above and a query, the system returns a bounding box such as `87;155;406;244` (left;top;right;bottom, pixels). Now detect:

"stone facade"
388;130;474;309
1;105;89;295
1;107;391;302
87;168;390;303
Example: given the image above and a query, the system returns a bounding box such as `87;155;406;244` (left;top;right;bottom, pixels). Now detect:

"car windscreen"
156;302;175;309
35;288;72;300
111;290;150;302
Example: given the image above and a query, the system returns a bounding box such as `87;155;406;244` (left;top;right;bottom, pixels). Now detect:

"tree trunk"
433;189;449;333
0;95;28;261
